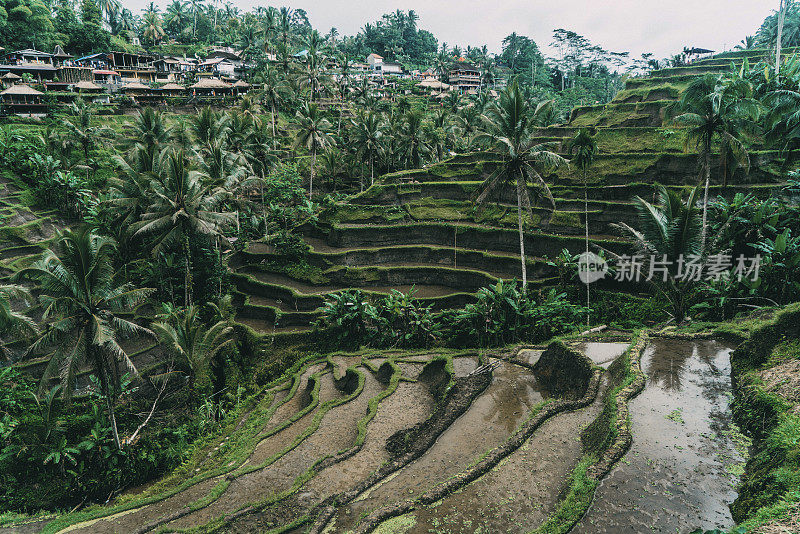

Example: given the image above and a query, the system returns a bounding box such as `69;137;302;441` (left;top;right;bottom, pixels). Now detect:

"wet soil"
57;366;325;534
576;342;630;368
400;378;609;533
574;339;744;533
164;369;382;529
451;356;478;377
331;360;545;532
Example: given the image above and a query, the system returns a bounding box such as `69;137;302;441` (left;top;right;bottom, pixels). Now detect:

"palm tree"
134;149;234;306
319;147;343;192
0;284;37;360
294;101;334;198
302;45;325;101
400;109;429;169
151;305;233;392
671;73;758;252
18;227;154;449
190;107;230;149
613;185;703;322
255;66;286;142
453;105;481;149
567;128;598;325
59;99;115;167
188;0;203;38
351;110;384;189
164;0;188;37
474;81;568;288
142;9;165;44
336;53;352;134
124;107;171;161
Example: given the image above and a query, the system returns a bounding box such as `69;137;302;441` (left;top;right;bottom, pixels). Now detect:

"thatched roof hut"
74;80;102;92
191;78;232;90
1;84;43;96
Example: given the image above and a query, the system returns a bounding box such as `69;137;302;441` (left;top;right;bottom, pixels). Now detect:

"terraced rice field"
25;334;750;534
230;49;789;336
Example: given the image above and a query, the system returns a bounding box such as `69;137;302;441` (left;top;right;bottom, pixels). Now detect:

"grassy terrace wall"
380;152;783;187
323;221;628;256
232;271;477;312
240;243;557;279
725;304;800;531
568;101;670;127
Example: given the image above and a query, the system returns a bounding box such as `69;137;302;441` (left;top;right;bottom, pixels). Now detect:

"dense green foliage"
316;282;586;349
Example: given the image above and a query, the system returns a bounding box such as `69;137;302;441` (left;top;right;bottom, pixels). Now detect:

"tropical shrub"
315;289;378;349
443;281;586;347
376;289;439;348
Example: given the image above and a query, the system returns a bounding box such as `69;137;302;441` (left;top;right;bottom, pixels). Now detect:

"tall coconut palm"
302;45;325;101
294;101;334;198
134;149;234;306
319;146;343;192
59;99;115;167
164;0;188;36
400;109;429;169
567;128;598;325
671;73;758;253
351;110;384;189
124;107;171;161
188;0;203;38
190;107;231;149
0;284;37;361
151;305;233;392
142;9;165;44
613;184;703;323
474;81;568;288
18;227;154;449
254;67;286;143
454;105;481;149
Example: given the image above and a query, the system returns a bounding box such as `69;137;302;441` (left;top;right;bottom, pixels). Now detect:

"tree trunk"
183;233;193;306
701;149;711;255
92;348;122;449
271;103;277;145
370;153;374;187
777;0;787;78
105;391;122;450
517;189;527;289
309;147;316;198
584;166;590;327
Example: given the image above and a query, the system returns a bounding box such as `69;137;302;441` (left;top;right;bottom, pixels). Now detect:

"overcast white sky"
135;0;779;60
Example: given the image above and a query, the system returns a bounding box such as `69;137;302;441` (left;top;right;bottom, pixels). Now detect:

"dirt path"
573;339;745;533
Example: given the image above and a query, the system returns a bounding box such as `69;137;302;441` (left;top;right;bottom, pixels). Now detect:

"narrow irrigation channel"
573;339;747;533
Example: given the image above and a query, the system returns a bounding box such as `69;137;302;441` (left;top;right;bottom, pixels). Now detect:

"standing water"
574;339;747;533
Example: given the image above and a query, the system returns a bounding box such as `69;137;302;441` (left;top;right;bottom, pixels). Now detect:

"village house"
0;49;58;82
366;53;403;76
449;61;481;92
0;84;48;117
